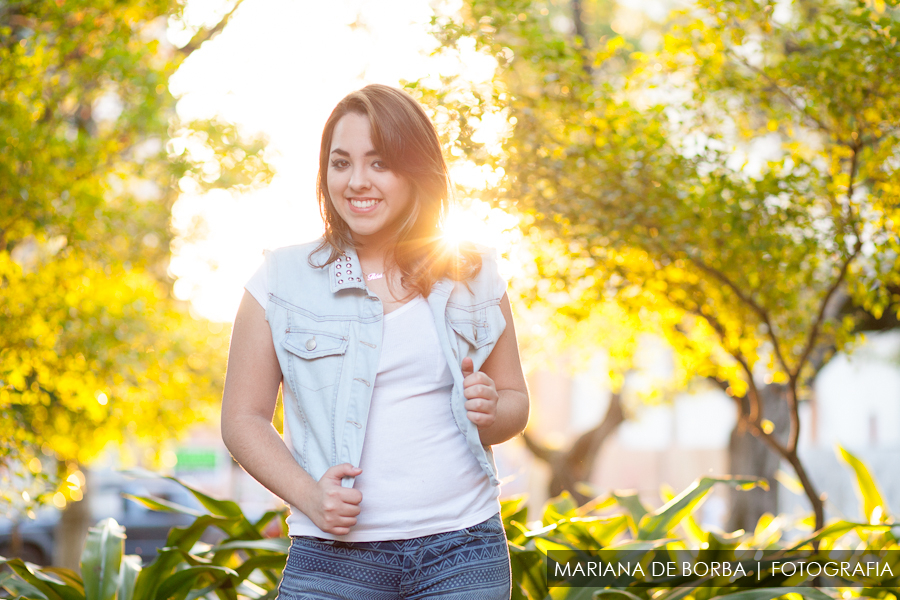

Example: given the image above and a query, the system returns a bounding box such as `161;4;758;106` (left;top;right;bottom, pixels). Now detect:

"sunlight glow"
442;200;517;249
168;0;513;322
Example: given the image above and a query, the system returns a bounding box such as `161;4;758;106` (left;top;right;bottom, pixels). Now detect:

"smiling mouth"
348;197;380;208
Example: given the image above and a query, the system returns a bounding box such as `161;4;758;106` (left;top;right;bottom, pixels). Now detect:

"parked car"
0;471;207;566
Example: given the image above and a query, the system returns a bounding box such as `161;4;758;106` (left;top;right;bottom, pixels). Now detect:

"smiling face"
326;112;415;249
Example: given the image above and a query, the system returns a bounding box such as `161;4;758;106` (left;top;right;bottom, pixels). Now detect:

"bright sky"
166;0;514;322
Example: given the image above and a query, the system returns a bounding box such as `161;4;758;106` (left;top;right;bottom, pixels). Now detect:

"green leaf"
233;555;288;581
785;520;892;550
117;556;141;600
164;477;244;519
154;566;238;600
638;477;765;540
501;495;529;524
252;510;286;535
508;545;548;600
593;590;645;600
203;539;290;555
543;491;579;525
123;494;204;518
709;588;836;600
1;558;83;600
165;514;240;551
36;569;82;594
81;519;124;600
836;445;889;523
132;542;210;600
612;491;649;535
0;568;52;600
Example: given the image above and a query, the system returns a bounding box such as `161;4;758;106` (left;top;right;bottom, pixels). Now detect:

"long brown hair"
313;84;481;297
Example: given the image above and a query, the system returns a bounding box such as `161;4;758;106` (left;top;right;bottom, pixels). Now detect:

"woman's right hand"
302;463;363;535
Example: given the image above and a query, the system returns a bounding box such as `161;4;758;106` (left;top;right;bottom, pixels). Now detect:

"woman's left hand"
461;356;499;429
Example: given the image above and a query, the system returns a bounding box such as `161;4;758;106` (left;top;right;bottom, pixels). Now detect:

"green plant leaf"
153;566;238;600
836;445;889;523
165;515;240;551
117;556;141;600
204;539;290;555
123;494;204;518
501;495;529;526
0;567;52;600
508;545;548;600
593;590;645;600
233;555;289;581
638;477;765;540
164;477;244;520
252;510;287;536
612;491;649;534
81;519;125;600
132;547;198;600
36;569;83;593
1;558;83;600
710;587;835;600
543;492;579;525
785;520;892;550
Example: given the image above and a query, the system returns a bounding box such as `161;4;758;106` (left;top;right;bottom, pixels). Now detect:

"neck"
350;234;392;273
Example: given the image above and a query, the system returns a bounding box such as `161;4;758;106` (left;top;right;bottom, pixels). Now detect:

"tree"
0;0;273;559
425;0;900;531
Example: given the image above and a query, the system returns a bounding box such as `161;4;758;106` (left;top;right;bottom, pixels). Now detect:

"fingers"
318;508;359;535
463;383;497;401
322;463;362;483
315;463;364;534
462;364;498;430
461;356;474;378
466;400;497;428
462;367;494;388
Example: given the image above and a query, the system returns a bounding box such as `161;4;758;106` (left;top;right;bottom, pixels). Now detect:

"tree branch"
728;51;834;137
792;247;862;382
687;257;791;377
682;303;763;423
571;0;593;76
522;431;556;463
177;0;244;57
567;391;624;470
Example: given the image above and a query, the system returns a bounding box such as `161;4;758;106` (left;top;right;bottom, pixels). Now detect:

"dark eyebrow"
330;148;381;157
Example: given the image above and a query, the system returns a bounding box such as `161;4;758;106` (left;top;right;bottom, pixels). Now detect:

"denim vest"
264;240;506;488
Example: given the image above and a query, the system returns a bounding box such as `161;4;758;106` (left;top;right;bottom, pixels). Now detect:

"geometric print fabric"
277;513;511;599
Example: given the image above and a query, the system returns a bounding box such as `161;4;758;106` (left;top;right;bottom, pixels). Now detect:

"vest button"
305;338;317;351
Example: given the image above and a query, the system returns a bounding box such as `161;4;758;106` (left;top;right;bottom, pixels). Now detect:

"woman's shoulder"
266;238;330;267
453;242;506;302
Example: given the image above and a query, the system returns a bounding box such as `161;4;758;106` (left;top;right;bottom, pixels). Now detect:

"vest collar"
328;247;367;293
327;245;456;296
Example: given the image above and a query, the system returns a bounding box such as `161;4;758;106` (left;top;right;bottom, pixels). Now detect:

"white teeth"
350;198;379;208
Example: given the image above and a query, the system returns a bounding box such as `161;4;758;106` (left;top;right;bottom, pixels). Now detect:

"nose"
348;166;371;192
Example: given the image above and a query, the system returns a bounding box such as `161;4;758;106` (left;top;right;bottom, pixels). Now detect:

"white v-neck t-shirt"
245;266;501;541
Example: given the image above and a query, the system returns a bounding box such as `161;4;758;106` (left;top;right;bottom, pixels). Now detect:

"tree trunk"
571;0;593;75
53;469;91;568
524;391;624;504
727;384;789;531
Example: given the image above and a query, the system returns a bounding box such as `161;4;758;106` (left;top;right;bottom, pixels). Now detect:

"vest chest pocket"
282;323;349;392
447;304;498;350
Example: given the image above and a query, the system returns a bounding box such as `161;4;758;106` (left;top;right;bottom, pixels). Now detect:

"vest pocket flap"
283;330;348;359
447;306;492;349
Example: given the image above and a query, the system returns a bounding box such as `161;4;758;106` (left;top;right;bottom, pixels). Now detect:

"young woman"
221;84;529;599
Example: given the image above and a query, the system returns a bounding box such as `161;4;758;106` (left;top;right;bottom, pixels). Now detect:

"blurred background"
2;0;899;570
